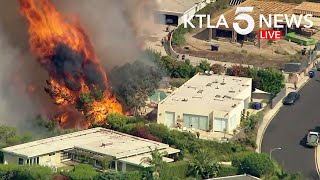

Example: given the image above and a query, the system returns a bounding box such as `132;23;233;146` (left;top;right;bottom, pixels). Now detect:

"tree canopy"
232;153;275;177
108;60;163;114
0;164;53;180
188;148;220;179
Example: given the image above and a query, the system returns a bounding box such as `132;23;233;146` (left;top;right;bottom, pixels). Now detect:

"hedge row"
161;161;189;179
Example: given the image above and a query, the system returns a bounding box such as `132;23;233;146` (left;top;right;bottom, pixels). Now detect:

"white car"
307;131;320;147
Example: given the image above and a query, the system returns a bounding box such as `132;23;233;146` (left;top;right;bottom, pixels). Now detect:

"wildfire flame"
19;0;123;127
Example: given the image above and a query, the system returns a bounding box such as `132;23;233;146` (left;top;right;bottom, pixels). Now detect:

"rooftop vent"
212;80;218;83
232;104;237;108
206;83;212;87
187;86;197;89
182;98;188;102
192;96;202;99
101;142;113;147
197;90;204;93
215;95;221;98
223;95;232;99
220;82;226;85
215;86;219;89
229;90;235;93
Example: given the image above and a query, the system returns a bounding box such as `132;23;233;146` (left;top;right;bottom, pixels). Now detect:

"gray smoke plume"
53;0;162;70
0;24;53;135
0;1;55;135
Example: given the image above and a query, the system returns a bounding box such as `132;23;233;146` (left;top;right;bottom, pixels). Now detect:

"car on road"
306;131;320;147
283;92;300;105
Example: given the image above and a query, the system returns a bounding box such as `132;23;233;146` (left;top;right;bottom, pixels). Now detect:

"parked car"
283;92;300;105
307;131;319;147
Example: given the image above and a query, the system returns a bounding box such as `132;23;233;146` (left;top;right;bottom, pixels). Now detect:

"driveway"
262;72;320;179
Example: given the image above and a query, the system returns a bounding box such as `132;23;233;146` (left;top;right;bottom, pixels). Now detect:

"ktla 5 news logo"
184;7;314;40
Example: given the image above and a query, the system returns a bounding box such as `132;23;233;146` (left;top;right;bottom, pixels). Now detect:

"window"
18;158;24;165
110;161;116;170
27;159;30;164
36;157;39;164
183;114;208;130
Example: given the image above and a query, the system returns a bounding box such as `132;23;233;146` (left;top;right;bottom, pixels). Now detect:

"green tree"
140;147;168;179
108;61;163;114
0;126;32;148
197;60;211;72
0;126;16;145
258;68;285;94
188;148;220;179
94;171;142;180
146;49;161;63
79;92;94;104
106;113;129;131
100;156;113;170
92;89;103;101
63;164;98;180
172;60;195;78
0;164;53;180
233;153;274;177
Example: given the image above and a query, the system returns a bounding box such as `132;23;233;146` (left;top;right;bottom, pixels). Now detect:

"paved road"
262;73;320;179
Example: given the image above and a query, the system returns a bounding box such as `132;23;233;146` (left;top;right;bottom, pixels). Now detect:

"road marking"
315;146;320;178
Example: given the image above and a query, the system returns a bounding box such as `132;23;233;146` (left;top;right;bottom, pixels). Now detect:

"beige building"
157;73;252;133
1;128;179;171
155;0;214;26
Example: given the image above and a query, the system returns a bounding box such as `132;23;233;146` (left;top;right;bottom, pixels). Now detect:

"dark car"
283;92;300;105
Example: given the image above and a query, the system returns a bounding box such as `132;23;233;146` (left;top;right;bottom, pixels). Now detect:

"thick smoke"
52;0;162;70
0;24;53;135
0;1;56;135
51;44;106;91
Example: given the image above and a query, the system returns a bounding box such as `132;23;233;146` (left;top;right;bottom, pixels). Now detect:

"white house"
155;0;214;26
1;128;180;171
157;73;252;133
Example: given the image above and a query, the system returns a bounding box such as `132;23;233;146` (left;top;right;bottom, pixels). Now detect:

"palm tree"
140;146;168;179
188;148;220;179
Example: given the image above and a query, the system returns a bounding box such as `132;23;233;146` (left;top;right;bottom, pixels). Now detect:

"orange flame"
19;0;123;128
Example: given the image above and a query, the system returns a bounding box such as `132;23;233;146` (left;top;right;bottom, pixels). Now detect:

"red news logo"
259;30;282;40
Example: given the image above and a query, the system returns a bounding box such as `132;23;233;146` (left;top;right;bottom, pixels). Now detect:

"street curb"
257;77;311;153
257;103;283;153
315;147;320;178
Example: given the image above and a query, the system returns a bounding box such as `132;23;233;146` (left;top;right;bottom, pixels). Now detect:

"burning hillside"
19;0;123;128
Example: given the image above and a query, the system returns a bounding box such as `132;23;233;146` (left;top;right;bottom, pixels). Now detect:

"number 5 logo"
233;7;254;35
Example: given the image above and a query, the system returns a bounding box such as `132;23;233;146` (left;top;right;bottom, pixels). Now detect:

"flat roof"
160;73;251;112
211;0;296;32
1;128;179;159
156;0;201;14
293;2;320;15
211;174;261;180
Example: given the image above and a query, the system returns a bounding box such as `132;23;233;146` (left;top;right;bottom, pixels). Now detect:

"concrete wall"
157;99;246;133
39;152;62;166
3;152;23;164
270;88;286;109
226;101;244;132
157;102;213;127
